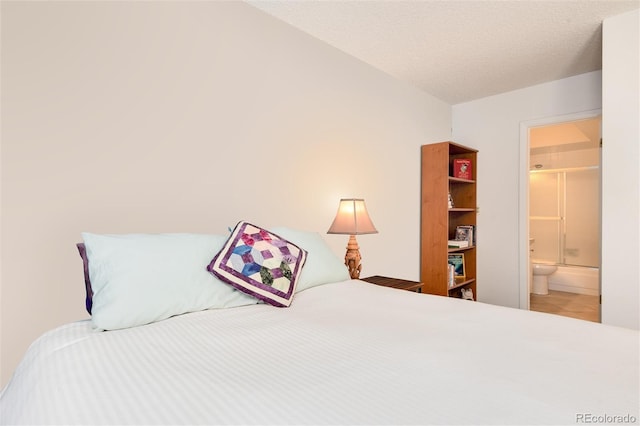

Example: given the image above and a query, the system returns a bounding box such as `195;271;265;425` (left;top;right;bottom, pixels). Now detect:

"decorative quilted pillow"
208;221;307;307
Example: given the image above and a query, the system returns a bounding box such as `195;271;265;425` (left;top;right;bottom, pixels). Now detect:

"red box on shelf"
453;159;472;179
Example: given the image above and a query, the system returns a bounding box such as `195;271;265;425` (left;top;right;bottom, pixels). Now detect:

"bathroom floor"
530;290;600;323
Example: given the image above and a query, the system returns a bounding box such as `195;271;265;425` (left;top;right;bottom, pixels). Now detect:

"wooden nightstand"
360;275;423;293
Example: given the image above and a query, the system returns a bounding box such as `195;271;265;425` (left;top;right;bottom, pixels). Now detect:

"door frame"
518;109;602;310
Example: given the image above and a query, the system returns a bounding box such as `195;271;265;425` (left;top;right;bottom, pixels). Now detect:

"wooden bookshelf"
420;141;478;300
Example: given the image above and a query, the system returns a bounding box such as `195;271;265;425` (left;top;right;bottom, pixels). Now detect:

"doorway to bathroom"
521;112;601;322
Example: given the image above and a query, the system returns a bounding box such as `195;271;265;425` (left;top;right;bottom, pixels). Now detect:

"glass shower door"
529;172;562;263
564;168;600;267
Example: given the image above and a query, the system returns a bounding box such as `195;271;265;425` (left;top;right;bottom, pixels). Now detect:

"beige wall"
0;1;451;386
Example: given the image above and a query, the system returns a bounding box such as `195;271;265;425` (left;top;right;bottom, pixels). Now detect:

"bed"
1;225;638;425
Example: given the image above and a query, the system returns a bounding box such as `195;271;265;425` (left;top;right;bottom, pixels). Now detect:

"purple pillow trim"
76;243;93;315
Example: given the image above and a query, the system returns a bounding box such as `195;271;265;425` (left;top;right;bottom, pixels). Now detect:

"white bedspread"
1;280;638;425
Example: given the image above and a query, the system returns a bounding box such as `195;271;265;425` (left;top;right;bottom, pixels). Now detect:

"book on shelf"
448;240;469;248
453;158;473;179
448;264;456;288
454;225;475;246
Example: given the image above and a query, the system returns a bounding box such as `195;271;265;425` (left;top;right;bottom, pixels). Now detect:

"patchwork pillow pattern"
208;221;307;307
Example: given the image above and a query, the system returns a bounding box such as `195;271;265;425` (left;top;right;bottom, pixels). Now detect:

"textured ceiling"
248;0;640;104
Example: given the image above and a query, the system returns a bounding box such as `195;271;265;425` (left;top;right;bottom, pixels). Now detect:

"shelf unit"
420;141;477;299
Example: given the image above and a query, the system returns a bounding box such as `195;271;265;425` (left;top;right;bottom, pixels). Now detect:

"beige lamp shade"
327;198;378;235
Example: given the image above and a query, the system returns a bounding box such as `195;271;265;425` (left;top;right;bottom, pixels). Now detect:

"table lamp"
327;198;378;279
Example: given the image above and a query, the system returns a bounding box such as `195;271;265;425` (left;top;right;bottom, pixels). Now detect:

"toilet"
531;260;557;295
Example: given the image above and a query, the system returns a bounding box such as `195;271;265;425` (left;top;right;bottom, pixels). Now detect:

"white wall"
452;72;602;308
601;9;639;330
453;8;640;331
0;1;451;386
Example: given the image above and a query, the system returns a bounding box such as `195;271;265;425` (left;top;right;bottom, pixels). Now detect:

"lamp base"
344;235;362;279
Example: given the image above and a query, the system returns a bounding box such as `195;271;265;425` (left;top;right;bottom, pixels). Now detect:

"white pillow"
270;227;350;292
82;233;258;330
